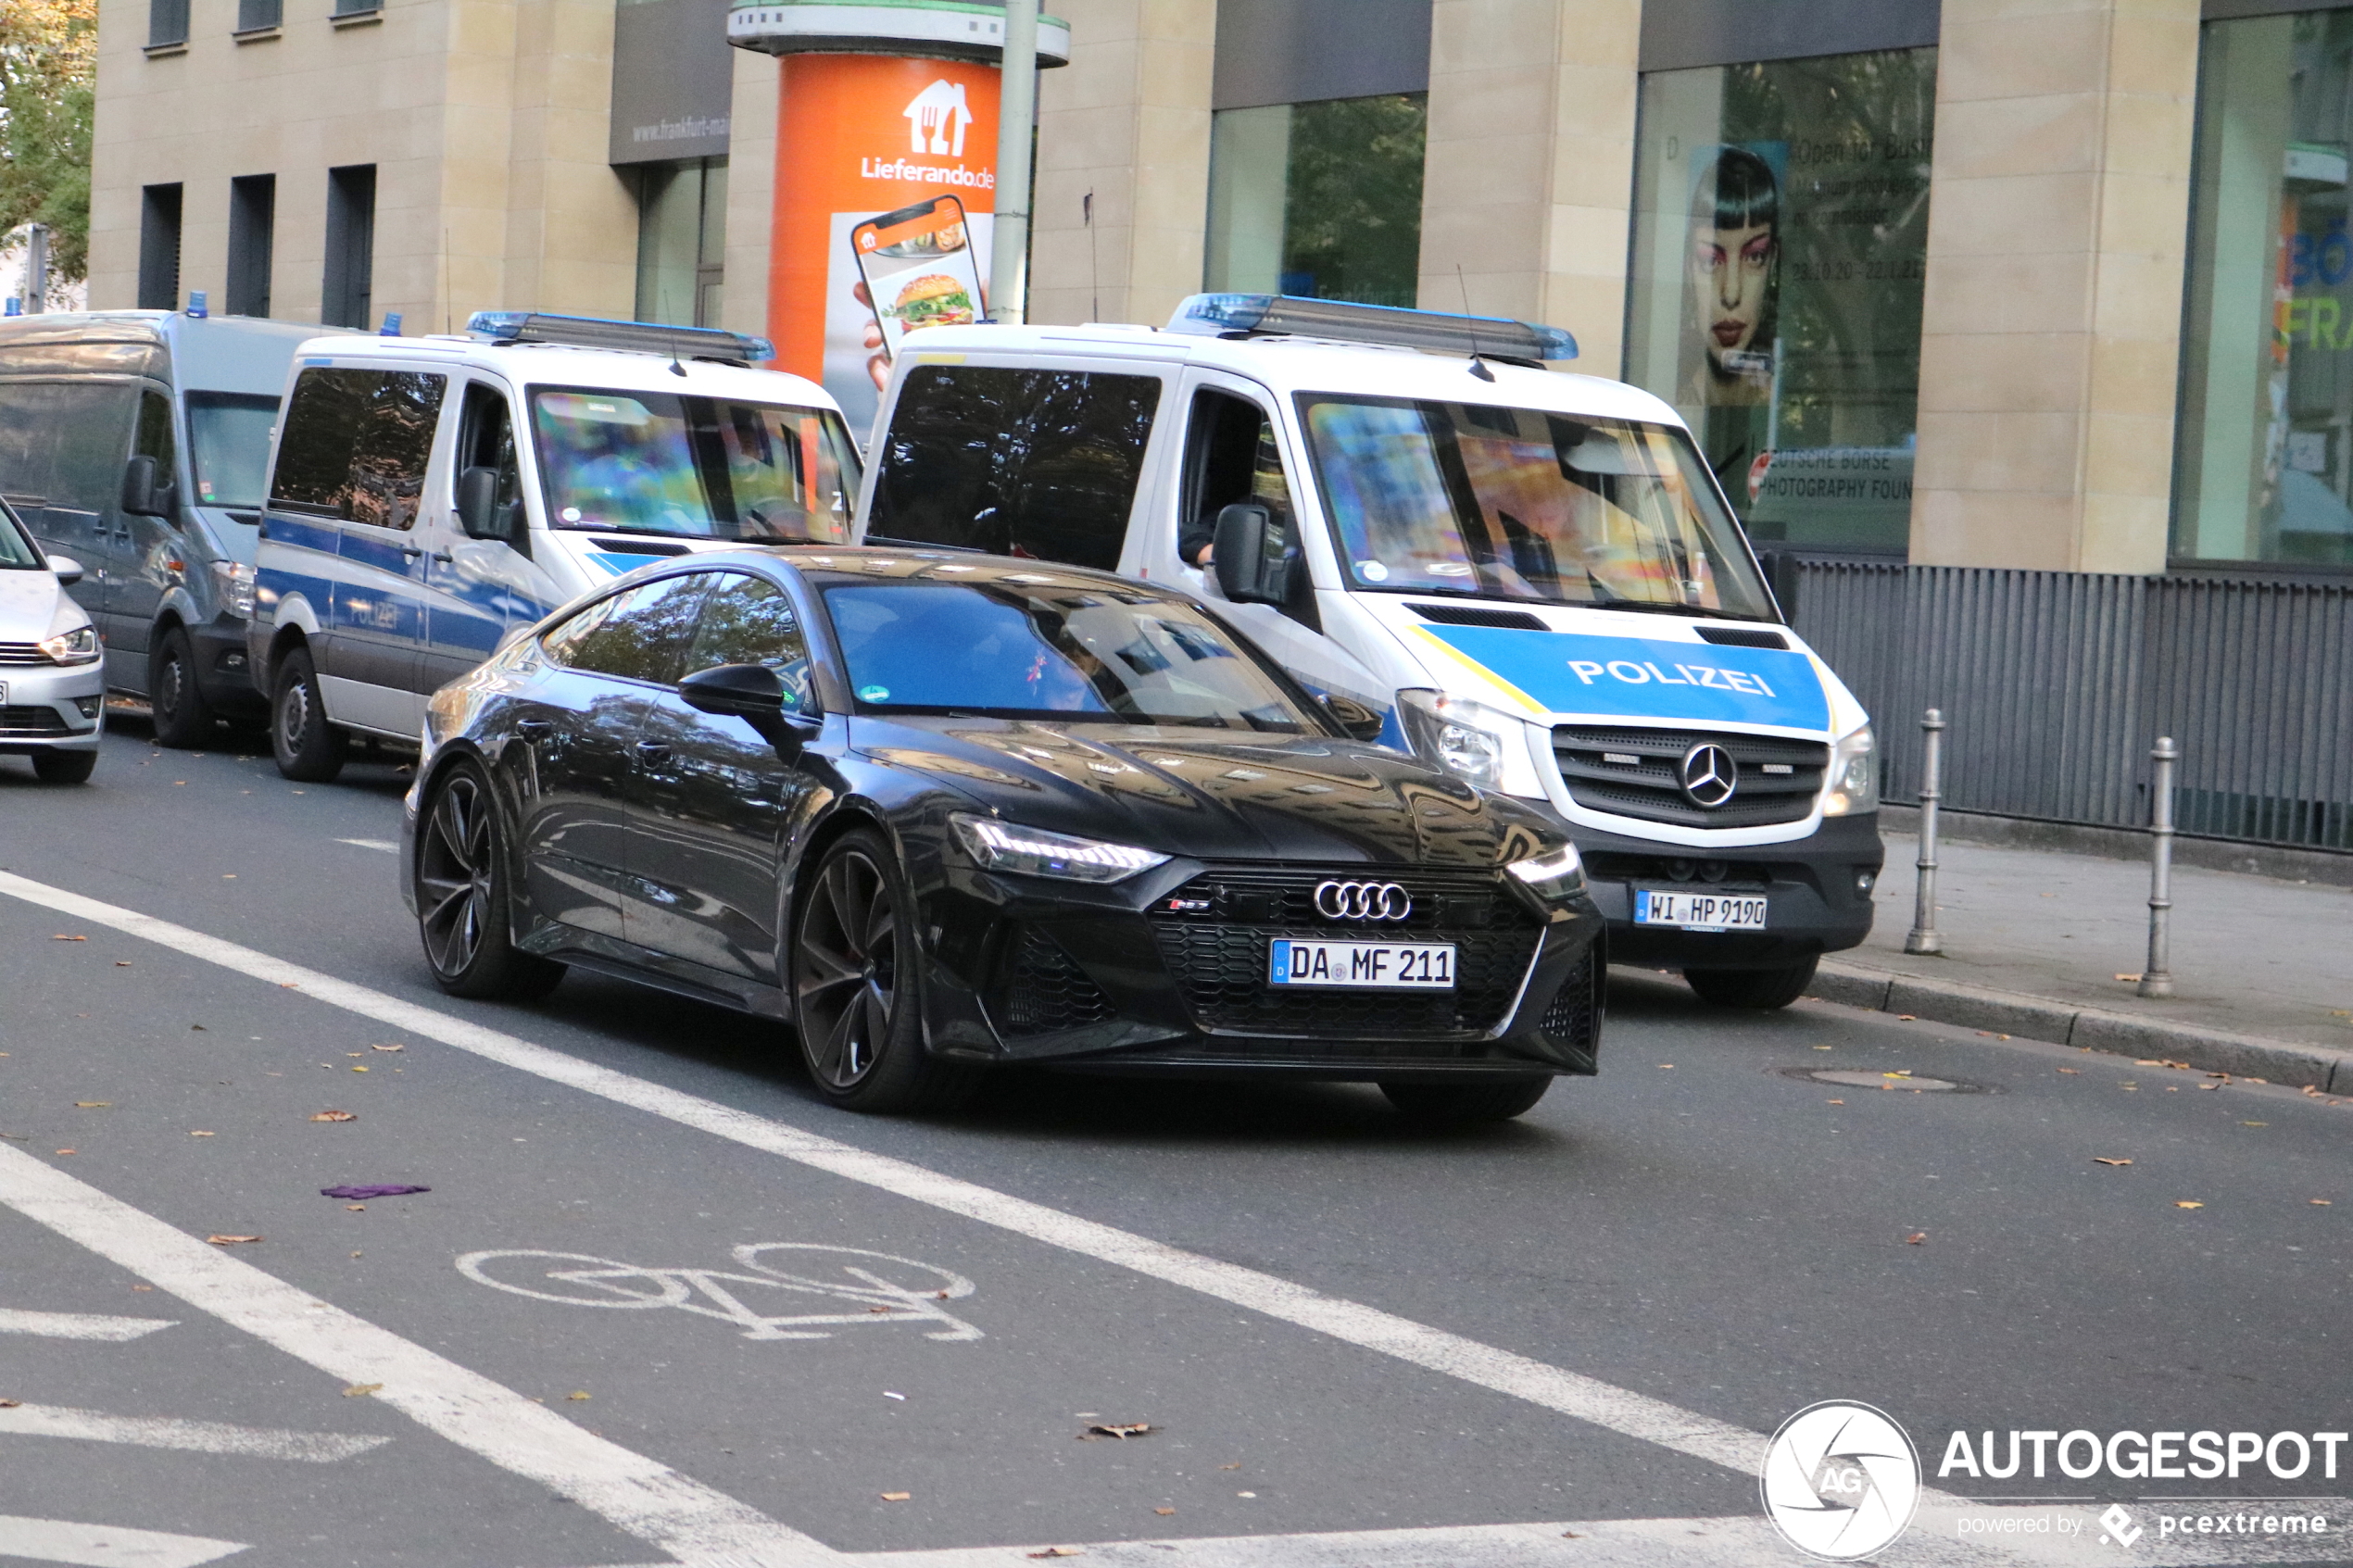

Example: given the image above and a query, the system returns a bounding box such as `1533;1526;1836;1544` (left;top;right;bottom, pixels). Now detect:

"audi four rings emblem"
1314;881;1412;921
1680;743;1739;809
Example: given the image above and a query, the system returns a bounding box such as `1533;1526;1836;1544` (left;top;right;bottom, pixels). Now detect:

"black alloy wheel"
148;625;216;748
1684;954;1818;1010
1379;1075;1554;1124
271;645;348;783
415;763;564;1001
791;829;974;1115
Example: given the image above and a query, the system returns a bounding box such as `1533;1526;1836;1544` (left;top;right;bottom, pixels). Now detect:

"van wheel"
416;763;565;1001
271;646;347;783
149;626;215;747
1684;955;1818;1010
31;750;97;784
1380;1076;1553;1123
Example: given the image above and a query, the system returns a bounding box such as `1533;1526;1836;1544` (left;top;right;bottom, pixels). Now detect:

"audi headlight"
1822;723;1879;817
39;624;100;666
209;559;257;618
1505;842;1585;901
1395;689;1543;796
950;813;1170;884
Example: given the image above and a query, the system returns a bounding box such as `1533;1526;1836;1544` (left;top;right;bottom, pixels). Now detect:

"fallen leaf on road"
868;1305;890;1314
370;1044;404;1052
320;1185;428;1199
2057;1068;2079;1074
345;1204;366;1211
1905;1233;1926;1245
342;1384;383;1398
1081;1423;1151;1440
190;1131;214;1137
1026;1549;1081;1559
1897;1014;1917;1022
1153;1508;1176;1516
2302;1085;2323;1097
1237;1491;1257;1499
879;1491;911;1502
1657;1063;1674;1069
114;960;130;967
2199;1083;2222;1090
1827;1098;1844;1105
2094;1158;2133;1167
2312;1199;2333;1206
0;1399;19;1408
310;1110;357;1123
53;1149;74;1156
2116;973;2142;983
206;1235;261;1245
566;1391;591;1401
74;1102;110;1109
2174;1201;2204;1210
351;1065;369;1073
1218;1463;1240;1471
2241;1122;2268;1127
52;935;85;941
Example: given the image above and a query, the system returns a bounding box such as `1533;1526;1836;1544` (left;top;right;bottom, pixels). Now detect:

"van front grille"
1554;726;1826;829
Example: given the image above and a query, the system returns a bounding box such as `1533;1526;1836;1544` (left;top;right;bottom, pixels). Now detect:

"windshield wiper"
1584;598;1774;623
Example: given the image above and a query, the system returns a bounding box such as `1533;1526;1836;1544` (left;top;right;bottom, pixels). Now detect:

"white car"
0;499;104;782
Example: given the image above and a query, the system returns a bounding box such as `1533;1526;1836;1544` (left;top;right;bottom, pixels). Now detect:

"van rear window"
269;367;446;531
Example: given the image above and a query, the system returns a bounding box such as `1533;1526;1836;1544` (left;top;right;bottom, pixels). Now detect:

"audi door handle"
635;741;672;763
516;719;553;738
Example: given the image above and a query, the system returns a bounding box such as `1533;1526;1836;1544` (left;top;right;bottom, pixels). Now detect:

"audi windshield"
1299;395;1777;621
531;387;862;544
824;581;1317;731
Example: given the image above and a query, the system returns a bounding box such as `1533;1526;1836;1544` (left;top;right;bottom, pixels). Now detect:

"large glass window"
1204;94;1427;308
186;392;276;508
2177;10;2353;569
634;157;727;329
268;368;445;531
1625;50;1936;554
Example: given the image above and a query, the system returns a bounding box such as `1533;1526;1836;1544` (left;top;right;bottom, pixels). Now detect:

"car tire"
1379;1075;1553;1123
271;645;348;783
148;625;214;748
1684;955;1818;1010
791;828;976;1116
31;749;97;784
415;762;565;1001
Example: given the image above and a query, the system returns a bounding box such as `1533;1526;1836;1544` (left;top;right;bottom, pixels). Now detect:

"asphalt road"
0;725;2347;1568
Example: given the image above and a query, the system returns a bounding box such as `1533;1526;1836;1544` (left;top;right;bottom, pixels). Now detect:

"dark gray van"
0;311;359;745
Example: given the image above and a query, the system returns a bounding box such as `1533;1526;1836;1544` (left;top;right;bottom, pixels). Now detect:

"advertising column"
727;2;1068;430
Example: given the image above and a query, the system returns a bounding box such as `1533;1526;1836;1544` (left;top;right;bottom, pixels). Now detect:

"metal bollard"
2138;737;2178;998
1905;708;1945;955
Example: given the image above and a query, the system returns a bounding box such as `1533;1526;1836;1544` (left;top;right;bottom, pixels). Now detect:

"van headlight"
1505;842;1585;901
1822;724;1879;816
1395;690;1542;795
950;814;1170;884
39;624;100;666
209;560;257;618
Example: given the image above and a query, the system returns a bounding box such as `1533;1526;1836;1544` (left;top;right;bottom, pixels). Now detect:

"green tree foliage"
0;0;97;285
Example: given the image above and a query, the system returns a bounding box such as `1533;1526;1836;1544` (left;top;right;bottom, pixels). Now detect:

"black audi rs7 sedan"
400;548;1604;1122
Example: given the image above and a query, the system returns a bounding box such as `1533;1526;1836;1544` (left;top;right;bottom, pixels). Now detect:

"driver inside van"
1180;420;1296;572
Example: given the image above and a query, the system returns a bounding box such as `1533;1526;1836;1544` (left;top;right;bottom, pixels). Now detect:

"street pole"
1904;707;1944;955
989;0;1038;324
2138;736;2178;999
24;224;49;314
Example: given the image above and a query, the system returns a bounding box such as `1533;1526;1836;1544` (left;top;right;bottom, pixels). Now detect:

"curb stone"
1810;960;2353;1094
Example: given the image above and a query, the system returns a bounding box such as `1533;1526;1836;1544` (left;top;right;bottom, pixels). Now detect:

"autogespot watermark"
1763;1406;2347;1560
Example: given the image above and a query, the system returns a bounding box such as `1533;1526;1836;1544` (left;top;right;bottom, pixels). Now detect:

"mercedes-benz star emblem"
1313;880;1412;922
1679;743;1739;809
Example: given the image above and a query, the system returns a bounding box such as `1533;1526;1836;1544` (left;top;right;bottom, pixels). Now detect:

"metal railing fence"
1781;561;2353;852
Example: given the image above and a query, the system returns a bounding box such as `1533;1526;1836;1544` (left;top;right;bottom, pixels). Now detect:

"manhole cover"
1783;1068;1984;1094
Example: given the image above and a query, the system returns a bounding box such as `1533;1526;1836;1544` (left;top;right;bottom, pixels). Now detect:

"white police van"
850;295;1882;1009
248;314;861;782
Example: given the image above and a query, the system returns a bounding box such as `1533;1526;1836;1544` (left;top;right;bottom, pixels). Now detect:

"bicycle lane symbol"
455;1244;983;1342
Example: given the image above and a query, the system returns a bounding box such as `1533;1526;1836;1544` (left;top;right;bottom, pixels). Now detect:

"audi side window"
543;572;714;684
270;367;447;531
686;572;813;713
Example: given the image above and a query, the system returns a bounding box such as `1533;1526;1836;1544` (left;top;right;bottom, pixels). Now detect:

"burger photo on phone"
886;274;977;332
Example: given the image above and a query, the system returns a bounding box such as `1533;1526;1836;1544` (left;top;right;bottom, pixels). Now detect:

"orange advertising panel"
770;54;1000;430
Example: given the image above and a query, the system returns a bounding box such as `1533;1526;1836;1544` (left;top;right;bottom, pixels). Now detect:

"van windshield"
530;387;861;544
187;393;280;508
1299;396;1777;621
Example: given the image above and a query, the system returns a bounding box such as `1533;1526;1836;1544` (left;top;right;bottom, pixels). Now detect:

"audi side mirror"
1212;502;1286;606
456;467;513;542
1319;692;1388;744
120;455;176;519
679;663;820;753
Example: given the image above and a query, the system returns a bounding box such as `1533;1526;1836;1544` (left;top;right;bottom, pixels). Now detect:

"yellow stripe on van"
1406;625;1549;719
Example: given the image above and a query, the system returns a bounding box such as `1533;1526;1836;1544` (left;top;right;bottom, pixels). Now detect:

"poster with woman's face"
1685;143;1786;408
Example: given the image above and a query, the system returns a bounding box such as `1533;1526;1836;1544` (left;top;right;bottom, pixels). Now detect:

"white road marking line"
0;1402;390;1462
0;867;1772;1482
0;1147;836;1566
0;1307;176;1341
333;838;398;853
0;1512;247;1568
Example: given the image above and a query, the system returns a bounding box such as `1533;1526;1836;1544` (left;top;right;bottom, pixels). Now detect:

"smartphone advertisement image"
853;195;988;360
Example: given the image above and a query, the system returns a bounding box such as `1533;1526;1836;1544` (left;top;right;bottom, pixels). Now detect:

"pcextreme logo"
1760;1400;1923;1561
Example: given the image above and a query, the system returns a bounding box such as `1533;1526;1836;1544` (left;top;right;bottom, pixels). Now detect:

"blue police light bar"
465;311;775;364
1165;294;1577;364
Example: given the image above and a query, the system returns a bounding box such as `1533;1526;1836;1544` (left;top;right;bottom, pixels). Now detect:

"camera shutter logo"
1312;881;1412;922
1759;1400;1920;1560
1680;742;1739;808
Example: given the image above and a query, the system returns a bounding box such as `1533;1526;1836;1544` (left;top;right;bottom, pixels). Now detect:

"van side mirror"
1319;692;1388;743
456;467;514;542
1212;502;1286;606
679;663;821;753
120;455;177;519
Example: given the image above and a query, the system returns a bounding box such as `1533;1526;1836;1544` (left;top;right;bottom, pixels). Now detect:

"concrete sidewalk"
1807;831;2353;1090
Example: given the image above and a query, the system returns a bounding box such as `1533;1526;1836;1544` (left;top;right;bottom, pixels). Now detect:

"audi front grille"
1554;726;1827;829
